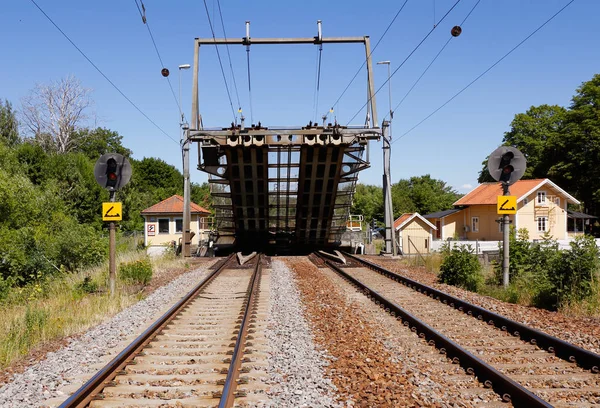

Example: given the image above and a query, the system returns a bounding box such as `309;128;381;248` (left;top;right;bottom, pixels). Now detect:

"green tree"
476;74;600;216
74;127;132;160
477;104;567;183
351;184;383;224
0;99;19;147
191;182;213;213
392;175;460;217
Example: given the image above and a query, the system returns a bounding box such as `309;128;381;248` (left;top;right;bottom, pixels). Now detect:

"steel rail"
59;254;236;408
219;254;262;407
344;252;600;373
319;257;552;407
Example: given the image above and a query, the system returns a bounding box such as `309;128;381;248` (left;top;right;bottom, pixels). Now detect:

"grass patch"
0;251;187;369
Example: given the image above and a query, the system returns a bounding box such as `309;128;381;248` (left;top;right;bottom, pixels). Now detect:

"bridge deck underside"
205;142;366;249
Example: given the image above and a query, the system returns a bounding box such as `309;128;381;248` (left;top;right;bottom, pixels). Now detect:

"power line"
29;0;178;144
313;44;324;123
202;0;237;122
133;0;182;118
387;0;481;120
246;44;254;124
346;0;462;125
395;0;576;143
215;0;242;111
324;0;411;120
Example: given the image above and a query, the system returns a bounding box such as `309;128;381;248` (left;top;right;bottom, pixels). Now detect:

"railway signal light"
105;158;118;189
487;146;527;186
94;153;132;192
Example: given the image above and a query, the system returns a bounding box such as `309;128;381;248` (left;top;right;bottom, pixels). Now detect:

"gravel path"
255;260;342;407
364;257;600;355
0;261;216;408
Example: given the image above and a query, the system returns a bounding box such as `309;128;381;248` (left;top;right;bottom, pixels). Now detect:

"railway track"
60;253;270;408
316;252;600;407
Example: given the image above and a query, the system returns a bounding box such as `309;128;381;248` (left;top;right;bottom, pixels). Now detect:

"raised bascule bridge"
192;124;380;252
180;25;388;254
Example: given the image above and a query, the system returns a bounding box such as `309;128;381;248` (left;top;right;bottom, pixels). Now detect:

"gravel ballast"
363;257;600;354
0;262;216;408
286;257;421;407
256;259;341;407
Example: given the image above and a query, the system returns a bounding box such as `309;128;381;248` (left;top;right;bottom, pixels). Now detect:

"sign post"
487;146;526;288
94;154;132;296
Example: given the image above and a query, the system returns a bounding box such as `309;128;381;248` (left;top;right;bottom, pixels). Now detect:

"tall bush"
550;235;600;306
439;244;483;291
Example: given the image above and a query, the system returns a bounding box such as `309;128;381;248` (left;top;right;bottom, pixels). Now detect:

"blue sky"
1;0;598;193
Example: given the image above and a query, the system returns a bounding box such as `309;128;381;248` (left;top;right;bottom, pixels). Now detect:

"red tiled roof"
141;195;210;215
394;213;413;230
454;179;546;206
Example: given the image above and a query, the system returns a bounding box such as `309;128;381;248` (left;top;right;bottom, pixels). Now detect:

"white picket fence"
430;238;600;254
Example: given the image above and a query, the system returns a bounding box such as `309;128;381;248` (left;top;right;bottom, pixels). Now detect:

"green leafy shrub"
495;227;532;284
75;276;99;294
0;276;13;302
119;259;153;285
439;244;483;291
550;235;600;307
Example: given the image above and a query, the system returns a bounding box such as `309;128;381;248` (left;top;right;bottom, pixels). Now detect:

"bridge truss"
181;28;382;254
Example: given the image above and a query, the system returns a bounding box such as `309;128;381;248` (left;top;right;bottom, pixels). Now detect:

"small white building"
141;195;211;254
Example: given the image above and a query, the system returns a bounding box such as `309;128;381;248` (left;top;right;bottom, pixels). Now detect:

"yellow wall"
443;211;464;240
516;187;568;240
144;214;210;247
398;218;433;254
463;205;511;241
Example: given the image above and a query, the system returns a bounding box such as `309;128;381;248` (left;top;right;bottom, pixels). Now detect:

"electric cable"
215;0;242;112
246;46;254;124
386;0;481;120
202;0;237;122
323;0;410;121
30;0;178;144
133;0;182;119
314;44;324;123
394;0;576;143
346;0;462;125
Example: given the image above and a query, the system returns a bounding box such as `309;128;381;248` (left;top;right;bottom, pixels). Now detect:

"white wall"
431;238;600;253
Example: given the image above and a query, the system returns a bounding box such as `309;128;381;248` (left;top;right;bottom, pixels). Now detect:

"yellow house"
394;213;437;255
141;195;211;251
448;179;580;241
423;209;464;241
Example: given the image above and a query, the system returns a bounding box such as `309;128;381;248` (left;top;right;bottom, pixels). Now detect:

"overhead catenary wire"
386;0;481;120
323;0;411;121
313;44;324;123
133;0;182;119
246;43;254;124
202;0;237;122
346;0;462;125
29;0;178;144
394;0;576;143
215;0;242;112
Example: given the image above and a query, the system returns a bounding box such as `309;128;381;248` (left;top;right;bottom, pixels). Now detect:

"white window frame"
175;218;183;233
537;191;547;204
471;217;479;232
158;218;170;234
537;216;548;232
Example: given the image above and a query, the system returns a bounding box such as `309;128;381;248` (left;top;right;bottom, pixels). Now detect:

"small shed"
394;213;437;255
141;195;211;254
